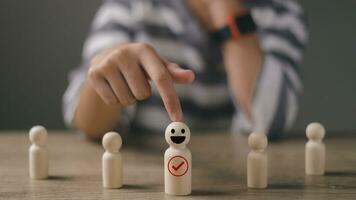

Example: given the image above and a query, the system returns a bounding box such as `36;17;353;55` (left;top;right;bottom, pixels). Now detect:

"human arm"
206;0;262;118
205;0;307;137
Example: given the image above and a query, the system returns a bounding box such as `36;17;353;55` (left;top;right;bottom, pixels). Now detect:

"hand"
88;43;195;121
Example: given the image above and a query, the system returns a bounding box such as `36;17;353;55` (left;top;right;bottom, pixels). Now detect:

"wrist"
210;11;257;44
205;0;245;29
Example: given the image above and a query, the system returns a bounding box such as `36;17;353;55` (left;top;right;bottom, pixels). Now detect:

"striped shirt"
63;0;308;139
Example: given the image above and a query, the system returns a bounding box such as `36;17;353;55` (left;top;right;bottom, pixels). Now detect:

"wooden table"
0;131;355;199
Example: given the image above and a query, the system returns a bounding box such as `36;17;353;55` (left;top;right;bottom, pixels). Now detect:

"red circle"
167;155;189;177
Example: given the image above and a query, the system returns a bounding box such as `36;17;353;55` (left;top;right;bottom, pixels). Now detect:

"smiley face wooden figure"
164;122;192;195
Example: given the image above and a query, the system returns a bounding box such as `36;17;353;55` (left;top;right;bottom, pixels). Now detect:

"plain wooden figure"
29;125;48;179
305;122;325;175
102;132;123;189
164;122;192;195
247;132;268;189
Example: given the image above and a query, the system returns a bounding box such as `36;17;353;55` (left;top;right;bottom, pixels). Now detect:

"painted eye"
181;129;185;134
171;129;175;134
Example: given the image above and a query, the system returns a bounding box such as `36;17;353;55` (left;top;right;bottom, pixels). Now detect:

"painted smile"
170;136;186;144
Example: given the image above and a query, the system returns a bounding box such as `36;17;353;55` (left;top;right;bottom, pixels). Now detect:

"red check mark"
172;161;185;171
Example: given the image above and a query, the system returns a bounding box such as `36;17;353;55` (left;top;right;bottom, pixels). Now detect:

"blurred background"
0;0;355;133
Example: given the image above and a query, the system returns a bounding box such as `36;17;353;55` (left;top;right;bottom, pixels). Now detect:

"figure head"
248;132;268;150
29;125;48;146
306;122;325;141
102;131;122;153
165;122;190;147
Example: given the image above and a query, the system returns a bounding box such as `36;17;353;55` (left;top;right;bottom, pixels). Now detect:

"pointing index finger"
139;49;183;121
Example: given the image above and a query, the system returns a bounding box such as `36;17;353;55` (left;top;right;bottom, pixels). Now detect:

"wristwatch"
210;11;257;43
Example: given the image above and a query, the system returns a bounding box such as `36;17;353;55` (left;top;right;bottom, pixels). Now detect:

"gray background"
0;0;355;132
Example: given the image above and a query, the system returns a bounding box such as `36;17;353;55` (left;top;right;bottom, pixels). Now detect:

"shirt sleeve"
62;0;136;128
232;0;308;139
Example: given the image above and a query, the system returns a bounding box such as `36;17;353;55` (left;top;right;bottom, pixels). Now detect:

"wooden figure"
164;122;191;195
247;132;268;189
29;125;48;179
305;122;325;175
102;131;123;188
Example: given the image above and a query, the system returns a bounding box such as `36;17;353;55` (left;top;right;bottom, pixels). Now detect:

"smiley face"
165;122;190;147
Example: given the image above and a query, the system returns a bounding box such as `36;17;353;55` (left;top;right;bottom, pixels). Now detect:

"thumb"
166;62;195;84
